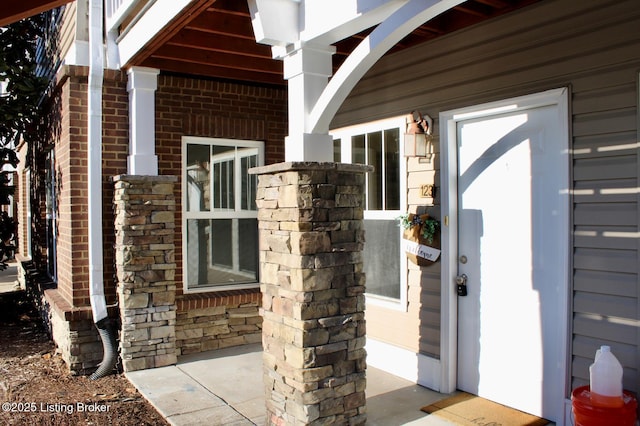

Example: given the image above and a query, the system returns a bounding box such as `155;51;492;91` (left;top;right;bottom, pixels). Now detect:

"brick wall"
47;67;127;308
22;66;286;373
154;75;287;354
18;66;128;374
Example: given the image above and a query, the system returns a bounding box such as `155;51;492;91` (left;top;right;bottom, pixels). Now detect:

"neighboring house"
4;0;640;425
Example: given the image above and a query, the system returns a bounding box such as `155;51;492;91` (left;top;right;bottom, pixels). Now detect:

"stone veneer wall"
252;162;371;426
175;293;262;356
43;289;107;375
113;175;178;372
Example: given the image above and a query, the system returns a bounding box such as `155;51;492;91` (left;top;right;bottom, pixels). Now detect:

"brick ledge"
177;288;261;310
44;289;93;322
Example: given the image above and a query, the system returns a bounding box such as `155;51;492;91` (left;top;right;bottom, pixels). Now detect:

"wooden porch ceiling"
134;0;541;86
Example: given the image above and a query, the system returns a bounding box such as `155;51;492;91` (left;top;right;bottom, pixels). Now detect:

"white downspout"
88;0;107;323
88;0;118;380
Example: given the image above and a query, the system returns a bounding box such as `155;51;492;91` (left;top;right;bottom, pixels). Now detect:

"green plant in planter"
398;213;440;245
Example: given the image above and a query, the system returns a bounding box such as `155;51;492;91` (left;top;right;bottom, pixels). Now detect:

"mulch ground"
0;291;169;426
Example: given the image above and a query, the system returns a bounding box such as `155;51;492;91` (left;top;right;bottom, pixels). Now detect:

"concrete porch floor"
126;343;455;425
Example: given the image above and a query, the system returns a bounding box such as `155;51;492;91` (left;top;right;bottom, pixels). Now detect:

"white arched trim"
309;0;464;134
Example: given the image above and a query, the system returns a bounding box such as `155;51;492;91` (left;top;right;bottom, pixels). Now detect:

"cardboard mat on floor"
421;392;550;426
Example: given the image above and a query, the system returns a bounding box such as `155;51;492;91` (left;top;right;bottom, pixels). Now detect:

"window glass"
384;128;400;210
186;144;210;212
333;138;342;162
45;150;57;281
363;220;401;299
241;153;258;211
212;145;235;210
183;138;263;291
367;131;383;210
352;134;365;165
332;118;406;303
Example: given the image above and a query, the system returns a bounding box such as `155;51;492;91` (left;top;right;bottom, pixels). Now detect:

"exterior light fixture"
404;111;433;160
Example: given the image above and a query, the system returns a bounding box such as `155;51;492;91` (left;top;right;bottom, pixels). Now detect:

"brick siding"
20;65;287;372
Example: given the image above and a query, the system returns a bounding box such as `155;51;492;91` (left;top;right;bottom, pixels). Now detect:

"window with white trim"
331;117;407;306
45;150;57;281
182;137;263;292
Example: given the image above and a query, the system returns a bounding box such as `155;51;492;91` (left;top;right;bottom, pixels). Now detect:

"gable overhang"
115;0;200;68
105;0;541;87
0;0;72;27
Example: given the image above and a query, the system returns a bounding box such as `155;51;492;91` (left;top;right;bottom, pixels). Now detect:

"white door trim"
439;88;571;402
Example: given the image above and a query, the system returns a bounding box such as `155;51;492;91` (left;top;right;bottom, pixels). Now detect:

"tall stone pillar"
113;175;178;372
251;162;371;425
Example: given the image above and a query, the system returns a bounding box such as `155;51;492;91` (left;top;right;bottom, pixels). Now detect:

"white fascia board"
117;0;194;67
248;0;301;46
300;0;406;45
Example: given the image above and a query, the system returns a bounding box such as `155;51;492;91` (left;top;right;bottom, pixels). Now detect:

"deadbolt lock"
456;274;468;297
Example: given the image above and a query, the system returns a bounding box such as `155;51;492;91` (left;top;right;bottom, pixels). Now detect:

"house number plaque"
420;184;435;198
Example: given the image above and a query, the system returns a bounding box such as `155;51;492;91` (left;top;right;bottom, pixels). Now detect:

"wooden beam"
155;44;282;74
186;9;255;40
0;0;71;27
474;0;510;8
142;56;285;85
454;4;490;18
207;0;251;17
169;29;272;59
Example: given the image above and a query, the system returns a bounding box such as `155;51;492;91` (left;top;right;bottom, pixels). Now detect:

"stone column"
251;162;371;426
113;175;178;372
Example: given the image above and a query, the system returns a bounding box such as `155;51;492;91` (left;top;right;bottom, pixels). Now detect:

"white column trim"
127;66;160;176
282;43;336;161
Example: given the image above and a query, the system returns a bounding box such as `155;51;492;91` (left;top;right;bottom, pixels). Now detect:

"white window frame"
181;136;264;293
45;149;57;282
331;116;408;310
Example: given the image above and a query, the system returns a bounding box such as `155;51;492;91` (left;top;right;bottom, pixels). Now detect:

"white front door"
449;90;569;422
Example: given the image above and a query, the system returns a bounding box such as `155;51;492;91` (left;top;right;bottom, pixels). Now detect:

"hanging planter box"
399;213;441;266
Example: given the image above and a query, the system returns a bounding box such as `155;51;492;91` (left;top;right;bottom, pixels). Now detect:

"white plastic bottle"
589;345;624;407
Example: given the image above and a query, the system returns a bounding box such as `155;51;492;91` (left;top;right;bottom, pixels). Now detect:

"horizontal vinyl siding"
36;3;78;80
58;2;78;61
334;0;640;395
